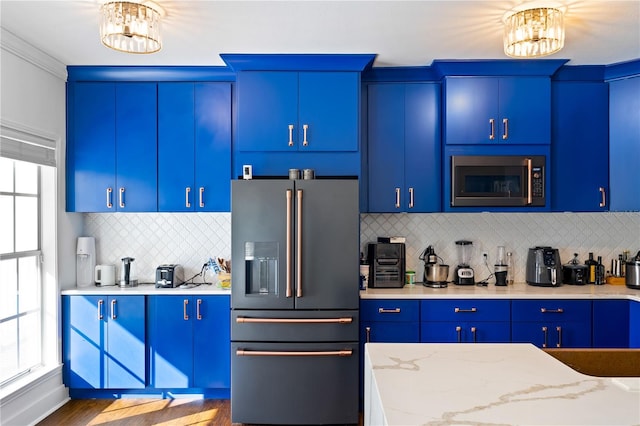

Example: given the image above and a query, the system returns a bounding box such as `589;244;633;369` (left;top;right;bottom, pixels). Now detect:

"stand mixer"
420;245;449;288
454;240;475;285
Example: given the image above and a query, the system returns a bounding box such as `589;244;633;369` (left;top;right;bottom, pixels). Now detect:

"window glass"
19;256;39;312
0;195;14;254
0;258;17;318
15;196;38;252
0;320;18;382
19;312;41;370
0;157;13;192
15;161;38;194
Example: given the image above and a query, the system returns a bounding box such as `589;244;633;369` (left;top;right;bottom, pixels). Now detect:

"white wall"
0;27;79;425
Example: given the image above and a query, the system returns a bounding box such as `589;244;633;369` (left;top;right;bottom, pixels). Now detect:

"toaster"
155;264;184;288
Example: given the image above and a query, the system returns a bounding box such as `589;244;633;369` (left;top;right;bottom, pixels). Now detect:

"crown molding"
0;27;67;80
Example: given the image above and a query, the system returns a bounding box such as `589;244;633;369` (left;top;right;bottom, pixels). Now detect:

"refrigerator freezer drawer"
231;341;359;425
231;309;359;342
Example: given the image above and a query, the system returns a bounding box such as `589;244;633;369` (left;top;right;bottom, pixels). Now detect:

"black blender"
454;240;475;285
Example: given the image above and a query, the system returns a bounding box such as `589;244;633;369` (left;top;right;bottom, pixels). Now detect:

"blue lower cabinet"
421;321;511;343
593;299;630;348
630;300;640;348
148;295;230;389
63;295;146;389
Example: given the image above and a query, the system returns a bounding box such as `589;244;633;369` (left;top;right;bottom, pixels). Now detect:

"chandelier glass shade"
100;1;162;54
503;7;565;58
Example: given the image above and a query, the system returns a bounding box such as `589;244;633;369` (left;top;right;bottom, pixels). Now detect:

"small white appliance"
76;237;96;288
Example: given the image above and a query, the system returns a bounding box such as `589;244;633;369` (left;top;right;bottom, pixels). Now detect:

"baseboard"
0;366;69;426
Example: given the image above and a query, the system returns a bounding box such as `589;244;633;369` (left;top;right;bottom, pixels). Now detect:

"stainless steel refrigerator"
231;178;359;425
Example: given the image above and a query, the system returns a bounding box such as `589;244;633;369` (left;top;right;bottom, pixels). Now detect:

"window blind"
0;121;56;167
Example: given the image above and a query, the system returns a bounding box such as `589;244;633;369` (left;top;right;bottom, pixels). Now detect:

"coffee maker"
454;240;475;285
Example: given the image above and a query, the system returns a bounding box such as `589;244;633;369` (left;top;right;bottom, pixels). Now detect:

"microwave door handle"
526;158;533;205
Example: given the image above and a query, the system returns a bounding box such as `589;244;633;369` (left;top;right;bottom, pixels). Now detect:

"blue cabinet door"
193;295;231;388
367;83;441;212
592;299;629;348
551;81;609;211
67;83;116;212
236;71;299;152
421;322;511;343
115;83;157;211
158;83;196;211
106;295;146;388
512;322;591;348
609;76;640;211
444;77;550;145
194;82;232;211
299;72;358;152
148;296;194;388
630;300;640;348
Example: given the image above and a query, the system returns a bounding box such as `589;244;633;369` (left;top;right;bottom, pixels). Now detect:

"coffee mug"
95;264;116;286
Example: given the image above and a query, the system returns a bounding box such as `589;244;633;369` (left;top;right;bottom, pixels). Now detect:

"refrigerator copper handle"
286;189;293;298
185;187;191;208
106;188;113;208
378;308;401;314
97;299;104;319
526;158;533;205
489;118;495;140
199;187;205;208
296;189;303;298
502;118;509;140
599;187;606;208
540;308;564;313
119;187;125;208
542;326;548;348
196;298;202;320
394;187;401;208
236;349;353;357
236;317;353;324
456;326;462;343
454;307;477;313
408;187;414;209
183;299;189;320
111;299;117;319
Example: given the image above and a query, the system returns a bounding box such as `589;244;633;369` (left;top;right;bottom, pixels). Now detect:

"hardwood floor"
38;399;232;426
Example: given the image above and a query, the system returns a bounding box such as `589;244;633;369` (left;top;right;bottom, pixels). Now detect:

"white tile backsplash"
85;212;640;285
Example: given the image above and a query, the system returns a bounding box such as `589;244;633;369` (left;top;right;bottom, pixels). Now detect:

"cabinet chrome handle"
540;308;564;313
288;124;294;147
408;187;414;209
302;124;309;146
111;299;117;319
119;187;125;208
199;187;205;208
542;326;548;348
378;308;401;314
454;307;477;313
502;118;509;140
395;188;401;208
489;119;495;140
106;188;113;208
296;189;303;298
456;326;462;343
556;326;562;348
183;299;189;320
471;326;477;343
185;187;191;208
365;326;371;343
98;299;104;320
286;189;293;298
599;187;606;208
196;299;202;320
526;158;533;205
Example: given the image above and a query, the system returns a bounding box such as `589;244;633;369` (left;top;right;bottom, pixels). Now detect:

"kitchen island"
364;342;640;426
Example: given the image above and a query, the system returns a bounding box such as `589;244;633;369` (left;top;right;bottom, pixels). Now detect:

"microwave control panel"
531;167;544;197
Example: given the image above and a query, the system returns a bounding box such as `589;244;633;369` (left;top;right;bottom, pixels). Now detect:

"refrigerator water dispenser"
245;241;278;295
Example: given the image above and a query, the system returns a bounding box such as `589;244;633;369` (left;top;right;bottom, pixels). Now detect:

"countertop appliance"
626;250;640;289
119;257;138;287
526;246;562;287
367;242;405;288
420;245;449;288
231;179;359;425
454;240;475;285
76;237;95;288
450;155;545;207
562;253;587;285
155;264;184;288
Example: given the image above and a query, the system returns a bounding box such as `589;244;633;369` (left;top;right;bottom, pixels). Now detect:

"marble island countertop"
364;343;640;426
361;282;640;301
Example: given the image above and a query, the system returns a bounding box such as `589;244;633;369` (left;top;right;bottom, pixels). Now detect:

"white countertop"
364;343;640;426
361;282;640;301
61;283;230;296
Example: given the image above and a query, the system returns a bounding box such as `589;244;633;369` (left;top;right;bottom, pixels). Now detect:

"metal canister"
302;169;315;180
289;169;300;180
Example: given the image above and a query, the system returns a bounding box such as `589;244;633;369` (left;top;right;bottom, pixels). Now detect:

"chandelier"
100;1;163;54
503;7;565;58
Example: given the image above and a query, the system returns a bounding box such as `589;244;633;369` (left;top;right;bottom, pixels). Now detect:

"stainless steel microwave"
451;155;545;207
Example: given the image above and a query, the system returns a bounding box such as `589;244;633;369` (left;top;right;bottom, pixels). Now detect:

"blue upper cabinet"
609;75;640;211
66;82;157;212
551;79;609;212
158;82;232;211
367;83;441;212
236;71;359;152
444;76;550;145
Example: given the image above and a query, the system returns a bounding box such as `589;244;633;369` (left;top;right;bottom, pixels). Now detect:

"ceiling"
1;0;639;68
